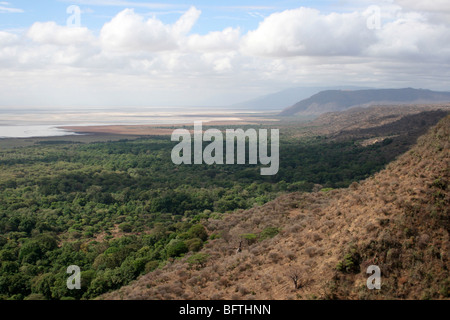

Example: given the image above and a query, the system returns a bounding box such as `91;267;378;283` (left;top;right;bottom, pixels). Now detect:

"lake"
0;107;254;138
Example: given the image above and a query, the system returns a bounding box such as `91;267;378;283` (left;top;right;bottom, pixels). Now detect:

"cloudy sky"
0;0;449;108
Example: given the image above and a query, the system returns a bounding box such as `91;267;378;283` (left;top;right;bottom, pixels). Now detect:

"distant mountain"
279;88;450;116
230;86;370;110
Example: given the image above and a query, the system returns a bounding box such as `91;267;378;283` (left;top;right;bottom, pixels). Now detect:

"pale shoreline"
58;118;279;136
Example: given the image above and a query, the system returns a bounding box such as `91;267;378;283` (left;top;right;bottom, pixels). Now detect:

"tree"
240;233;257;246
31;273;55;299
166;239;188;258
286;266;306;290
186;224;208;242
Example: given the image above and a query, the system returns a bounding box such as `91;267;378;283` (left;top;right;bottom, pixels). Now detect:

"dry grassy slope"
101;115;449;300
280;104;450;140
307;104;450;135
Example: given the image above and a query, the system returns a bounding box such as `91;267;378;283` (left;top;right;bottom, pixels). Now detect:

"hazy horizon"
0;85;449;110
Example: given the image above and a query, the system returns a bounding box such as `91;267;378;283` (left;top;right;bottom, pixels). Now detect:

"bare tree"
287;266;305;290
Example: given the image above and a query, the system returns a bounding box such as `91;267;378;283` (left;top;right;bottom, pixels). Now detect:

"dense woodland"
0;125;428;299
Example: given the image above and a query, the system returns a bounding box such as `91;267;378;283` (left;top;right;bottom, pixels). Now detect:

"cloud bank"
0;3;449;107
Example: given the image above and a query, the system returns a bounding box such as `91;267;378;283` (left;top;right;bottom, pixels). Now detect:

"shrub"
119;223;133;233
241;233;258;245
238;286;250;295
305;246;317;258
336;248;362;274
311;233;322;242
166;239;188;258
187;253;209;268
432;177;446;190
269;252;282;263
209;233;220;240
219;277;229;288
349;182;359;190
285;250;296;261
186;224;208;242
211;293;223;300
440;279;450;298
185;238;203;252
260;227;279;241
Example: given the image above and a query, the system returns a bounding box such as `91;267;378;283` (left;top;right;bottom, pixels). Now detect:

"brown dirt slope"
101;115;449;300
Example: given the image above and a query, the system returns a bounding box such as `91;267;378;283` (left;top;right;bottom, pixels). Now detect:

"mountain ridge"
279;88;450;116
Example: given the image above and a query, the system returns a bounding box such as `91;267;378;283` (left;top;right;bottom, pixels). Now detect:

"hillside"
230;86;369;110
101;115;449;300
279;88;450;116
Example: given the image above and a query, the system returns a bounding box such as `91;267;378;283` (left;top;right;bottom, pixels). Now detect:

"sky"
0;0;449;108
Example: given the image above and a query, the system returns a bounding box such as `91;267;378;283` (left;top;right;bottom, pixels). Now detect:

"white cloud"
394;0;450;13
27;22;96;45
100;6;200;52
186;27;240;52
172;6;201;36
0;30;18;45
366;12;450;62
393;0;450;25
200;52;236;73
241;7;377;57
0;1;23;13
